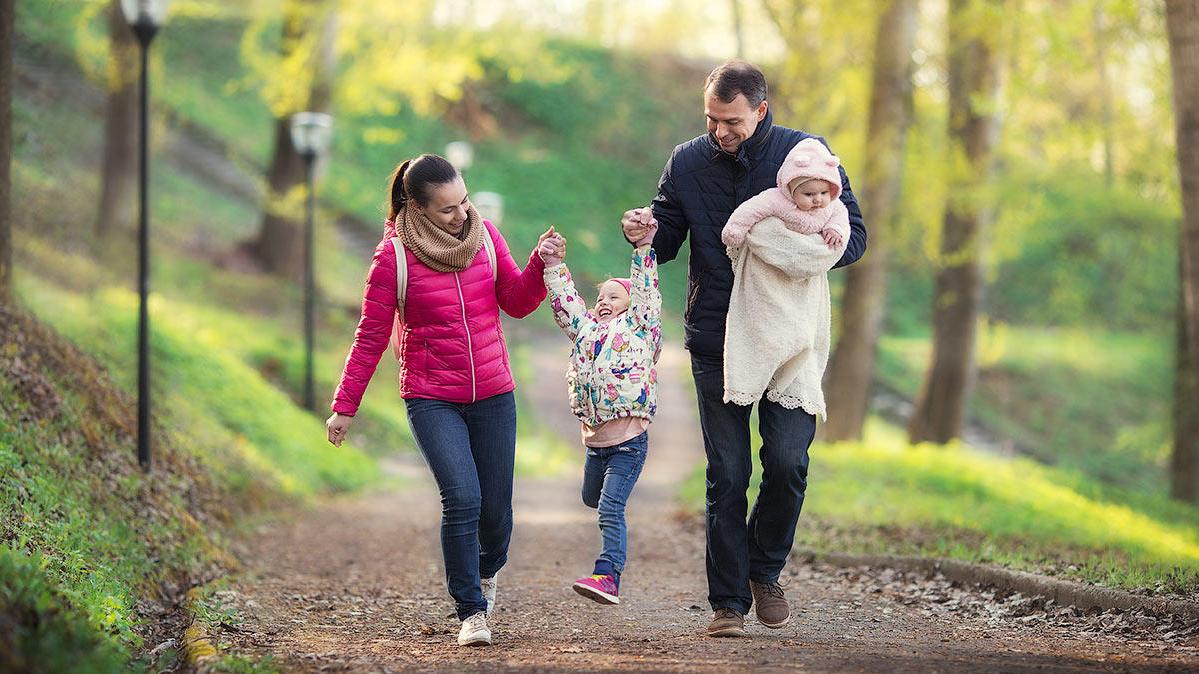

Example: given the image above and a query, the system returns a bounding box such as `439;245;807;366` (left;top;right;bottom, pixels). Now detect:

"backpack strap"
481;223;498;283
389;224;498;360
390;237;409;321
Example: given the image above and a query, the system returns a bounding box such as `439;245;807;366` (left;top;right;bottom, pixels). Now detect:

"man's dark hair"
704;60;768;108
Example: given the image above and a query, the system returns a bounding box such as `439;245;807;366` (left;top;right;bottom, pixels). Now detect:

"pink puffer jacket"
331;219;547;414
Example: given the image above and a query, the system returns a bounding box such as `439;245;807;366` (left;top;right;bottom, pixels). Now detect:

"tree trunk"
1093;2;1114;187
760;1;826;126
1166;0;1199;502
730;0;745;58
908;0;1004;444
0;0;12;305
822;0;919;442
95;0;140;241
251;0;336;281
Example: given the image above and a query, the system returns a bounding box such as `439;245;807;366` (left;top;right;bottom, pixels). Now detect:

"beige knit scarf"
396;201;483;272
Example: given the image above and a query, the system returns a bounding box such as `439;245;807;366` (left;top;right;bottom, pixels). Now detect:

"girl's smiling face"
594;280;631;323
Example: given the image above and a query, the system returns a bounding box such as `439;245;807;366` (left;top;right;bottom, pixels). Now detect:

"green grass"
877;325;1172;494
681;417;1199;594
0;269;383;670
0;549;129;673
17;276;380;495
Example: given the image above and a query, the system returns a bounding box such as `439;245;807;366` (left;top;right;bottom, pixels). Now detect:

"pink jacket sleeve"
331;239;399;416
487;221;548;318
721;188;788;247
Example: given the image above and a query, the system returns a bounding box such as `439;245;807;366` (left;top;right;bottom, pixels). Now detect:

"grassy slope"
877;326;1171;493
0;281;379;671
682;415;1199;594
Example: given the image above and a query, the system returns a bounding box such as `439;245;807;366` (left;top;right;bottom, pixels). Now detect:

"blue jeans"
405;392;516;620
581;431;648;579
690;353;815;615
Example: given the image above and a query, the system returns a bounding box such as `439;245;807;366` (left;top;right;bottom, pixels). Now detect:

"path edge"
794;548;1199;622
180;586;221;672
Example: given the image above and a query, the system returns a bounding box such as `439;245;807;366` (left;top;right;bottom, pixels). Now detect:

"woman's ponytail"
386;159;413;221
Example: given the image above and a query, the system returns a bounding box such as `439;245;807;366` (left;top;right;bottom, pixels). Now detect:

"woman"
325;153;561;647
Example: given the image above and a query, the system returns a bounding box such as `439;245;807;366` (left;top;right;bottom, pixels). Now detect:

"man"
621;60;866;638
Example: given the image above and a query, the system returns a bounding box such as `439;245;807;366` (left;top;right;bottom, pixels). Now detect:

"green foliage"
988;165;1178;330
0;549;127;674
877;326;1172;494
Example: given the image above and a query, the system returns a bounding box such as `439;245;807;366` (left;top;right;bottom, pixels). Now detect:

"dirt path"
216;340;1199;672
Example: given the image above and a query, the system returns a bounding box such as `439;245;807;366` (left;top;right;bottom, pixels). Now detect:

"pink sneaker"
572;574;620;605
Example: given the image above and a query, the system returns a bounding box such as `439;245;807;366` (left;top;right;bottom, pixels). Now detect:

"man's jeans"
581;431;648;578
690;352;815;615
405;392;516;620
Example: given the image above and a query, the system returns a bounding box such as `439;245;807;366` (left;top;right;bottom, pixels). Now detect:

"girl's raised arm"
543;262;592;342
628;246;662;340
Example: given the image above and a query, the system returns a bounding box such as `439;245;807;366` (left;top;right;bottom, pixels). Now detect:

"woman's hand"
538;228;567;266
326;412;353;447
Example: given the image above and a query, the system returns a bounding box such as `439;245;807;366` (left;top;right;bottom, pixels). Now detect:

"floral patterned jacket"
544;246;662;427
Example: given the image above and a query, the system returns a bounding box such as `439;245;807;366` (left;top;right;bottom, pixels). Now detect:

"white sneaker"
481;574;498;616
457;611;491;646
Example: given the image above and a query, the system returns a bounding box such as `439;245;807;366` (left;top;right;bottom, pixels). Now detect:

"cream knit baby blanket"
722;213;849;420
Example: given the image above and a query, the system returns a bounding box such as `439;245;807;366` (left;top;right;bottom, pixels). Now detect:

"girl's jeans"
581;431;648;577
405;392;516;620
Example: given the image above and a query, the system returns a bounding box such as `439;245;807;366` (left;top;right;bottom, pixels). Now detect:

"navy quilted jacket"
650;108;867;356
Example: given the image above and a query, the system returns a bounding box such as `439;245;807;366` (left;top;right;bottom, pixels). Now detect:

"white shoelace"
462;612;488;632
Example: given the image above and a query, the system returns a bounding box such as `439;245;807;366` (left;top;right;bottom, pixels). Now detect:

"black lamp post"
290;112;333;411
121;0;169;470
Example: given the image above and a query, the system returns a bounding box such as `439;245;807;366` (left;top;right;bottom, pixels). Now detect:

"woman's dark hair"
704;60;768;108
386;153;460;219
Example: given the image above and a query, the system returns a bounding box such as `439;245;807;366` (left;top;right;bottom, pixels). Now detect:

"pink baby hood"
777;138;842;200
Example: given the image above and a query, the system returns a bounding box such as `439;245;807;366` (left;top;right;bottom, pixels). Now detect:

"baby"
721;137;847;250
718;137;850;420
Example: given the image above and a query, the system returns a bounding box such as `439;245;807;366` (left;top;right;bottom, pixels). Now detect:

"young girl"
538;231;661;605
718;138;849;421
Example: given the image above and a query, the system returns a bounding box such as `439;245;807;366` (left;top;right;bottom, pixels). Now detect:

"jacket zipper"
454;272;477;403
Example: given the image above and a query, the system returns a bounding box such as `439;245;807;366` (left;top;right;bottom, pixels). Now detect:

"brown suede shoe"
706;607;750;637
750;579;791;628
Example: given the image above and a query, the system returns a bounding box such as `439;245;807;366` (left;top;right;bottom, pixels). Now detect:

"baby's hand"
821;228;843;249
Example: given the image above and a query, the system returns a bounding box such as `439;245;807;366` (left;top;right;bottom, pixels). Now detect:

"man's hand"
634;221;658;248
538;231;567;266
621;207;657;247
326;413;352;447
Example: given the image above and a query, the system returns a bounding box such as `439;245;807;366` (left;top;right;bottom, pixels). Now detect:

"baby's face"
594;281;631;323
790;179;833;211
